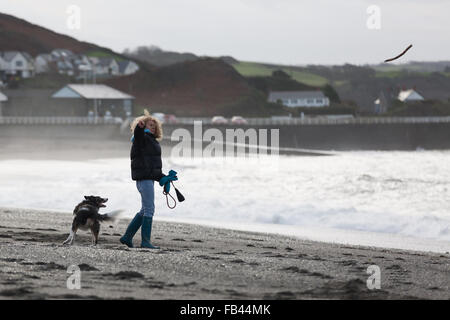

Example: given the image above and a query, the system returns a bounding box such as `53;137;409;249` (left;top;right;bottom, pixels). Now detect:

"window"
290;99;298;104
307;99;314;104
15;61;23;67
316;99;323;104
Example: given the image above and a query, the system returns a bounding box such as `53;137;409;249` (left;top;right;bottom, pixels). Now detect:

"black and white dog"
63;196;121;246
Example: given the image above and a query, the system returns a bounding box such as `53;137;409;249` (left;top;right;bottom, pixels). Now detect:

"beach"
0;207;448;300
0;136;449;300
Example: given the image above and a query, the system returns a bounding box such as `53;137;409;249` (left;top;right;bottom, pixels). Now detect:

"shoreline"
0;207;449;299
2;204;448;255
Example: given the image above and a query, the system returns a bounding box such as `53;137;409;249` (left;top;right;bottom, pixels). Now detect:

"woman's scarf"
130;128;151;142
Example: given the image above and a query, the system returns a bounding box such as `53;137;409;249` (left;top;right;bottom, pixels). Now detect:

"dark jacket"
130;125;164;181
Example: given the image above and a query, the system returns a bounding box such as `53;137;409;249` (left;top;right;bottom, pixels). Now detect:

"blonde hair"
130;109;163;141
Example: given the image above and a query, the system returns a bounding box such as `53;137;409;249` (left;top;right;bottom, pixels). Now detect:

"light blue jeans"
136;180;155;218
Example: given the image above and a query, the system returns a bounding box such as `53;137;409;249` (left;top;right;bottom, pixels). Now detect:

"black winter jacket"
130;125;165;181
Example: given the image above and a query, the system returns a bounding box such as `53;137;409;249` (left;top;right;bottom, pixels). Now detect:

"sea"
1;151;449;253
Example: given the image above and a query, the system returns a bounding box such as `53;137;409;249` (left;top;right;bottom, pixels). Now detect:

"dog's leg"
90;229;97;246
91;222;100;246
63;228;77;245
90;229;95;245
63;220;78;245
63;230;73;245
65;223;78;245
70;228;77;245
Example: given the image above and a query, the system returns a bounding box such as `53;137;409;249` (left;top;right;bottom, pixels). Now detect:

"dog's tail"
97;209;124;222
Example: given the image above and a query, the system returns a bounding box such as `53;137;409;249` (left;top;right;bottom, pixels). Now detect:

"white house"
398;89;424;102
56;60;75;76
0;51;35;78
35;54;53;73
95;58;120;75
118;60;139;75
52;84;134;117
0;91;7;116
268;91;330;108
0;55;7;71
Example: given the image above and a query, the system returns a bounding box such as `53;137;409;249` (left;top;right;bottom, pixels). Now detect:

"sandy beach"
0;207;448;300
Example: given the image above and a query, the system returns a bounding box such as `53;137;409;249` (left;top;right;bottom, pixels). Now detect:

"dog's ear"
84;196;91;200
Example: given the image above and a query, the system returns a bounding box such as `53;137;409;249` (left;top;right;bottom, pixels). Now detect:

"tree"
272;69;291;79
322;84;341;103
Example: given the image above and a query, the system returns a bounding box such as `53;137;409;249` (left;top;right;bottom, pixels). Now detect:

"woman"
120;113;166;249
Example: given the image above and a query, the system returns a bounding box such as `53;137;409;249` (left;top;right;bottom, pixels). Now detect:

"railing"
1;116;450;126
175;116;450;126
0;116;124;125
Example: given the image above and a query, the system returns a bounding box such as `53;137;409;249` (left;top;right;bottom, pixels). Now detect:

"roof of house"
1;51;19;62
36;53;53;62
398;89;424;102
52;84;134;100
57;60;74;69
268;91;326;101
118;60;130;73
51;49;75;59
98;58;117;67
0;51;33;62
0;91;7;102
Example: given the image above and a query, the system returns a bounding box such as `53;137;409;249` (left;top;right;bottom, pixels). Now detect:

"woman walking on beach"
120;112;174;249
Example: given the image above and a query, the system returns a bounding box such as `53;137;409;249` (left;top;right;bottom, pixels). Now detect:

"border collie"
63;195;121;246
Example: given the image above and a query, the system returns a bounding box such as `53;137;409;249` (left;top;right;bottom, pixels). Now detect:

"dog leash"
163;183;177;209
163;181;185;209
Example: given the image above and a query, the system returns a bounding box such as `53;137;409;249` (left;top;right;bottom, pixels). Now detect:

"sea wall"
162;123;450;151
1;122;449;150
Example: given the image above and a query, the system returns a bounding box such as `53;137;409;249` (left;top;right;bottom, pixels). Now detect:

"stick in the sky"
384;44;413;63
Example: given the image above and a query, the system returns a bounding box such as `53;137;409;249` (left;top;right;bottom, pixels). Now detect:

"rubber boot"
119;213;143;248
141;216;160;249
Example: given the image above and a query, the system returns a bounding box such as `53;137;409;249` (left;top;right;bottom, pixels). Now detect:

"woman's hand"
138;120;146;128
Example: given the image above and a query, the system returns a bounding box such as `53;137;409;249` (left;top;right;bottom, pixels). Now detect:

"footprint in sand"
78;263;99;271
195;255;221;260
229;259;245;264
104;271;145;280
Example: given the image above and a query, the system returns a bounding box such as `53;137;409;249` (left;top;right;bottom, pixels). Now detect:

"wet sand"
0;207;449;300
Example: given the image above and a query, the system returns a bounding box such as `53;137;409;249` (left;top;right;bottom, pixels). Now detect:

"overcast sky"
1;0;449;65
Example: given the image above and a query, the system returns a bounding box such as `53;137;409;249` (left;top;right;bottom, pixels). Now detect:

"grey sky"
1;0;449;65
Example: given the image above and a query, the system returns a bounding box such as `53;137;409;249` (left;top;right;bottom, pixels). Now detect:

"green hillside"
232;61;328;86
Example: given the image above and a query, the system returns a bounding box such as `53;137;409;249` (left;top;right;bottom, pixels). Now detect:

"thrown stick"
384;44;413;63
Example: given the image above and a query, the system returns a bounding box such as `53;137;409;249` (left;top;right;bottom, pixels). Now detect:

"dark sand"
0;207;448;300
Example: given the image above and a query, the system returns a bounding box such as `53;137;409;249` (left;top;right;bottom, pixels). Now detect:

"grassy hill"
231;61;328;86
230;60;450;113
